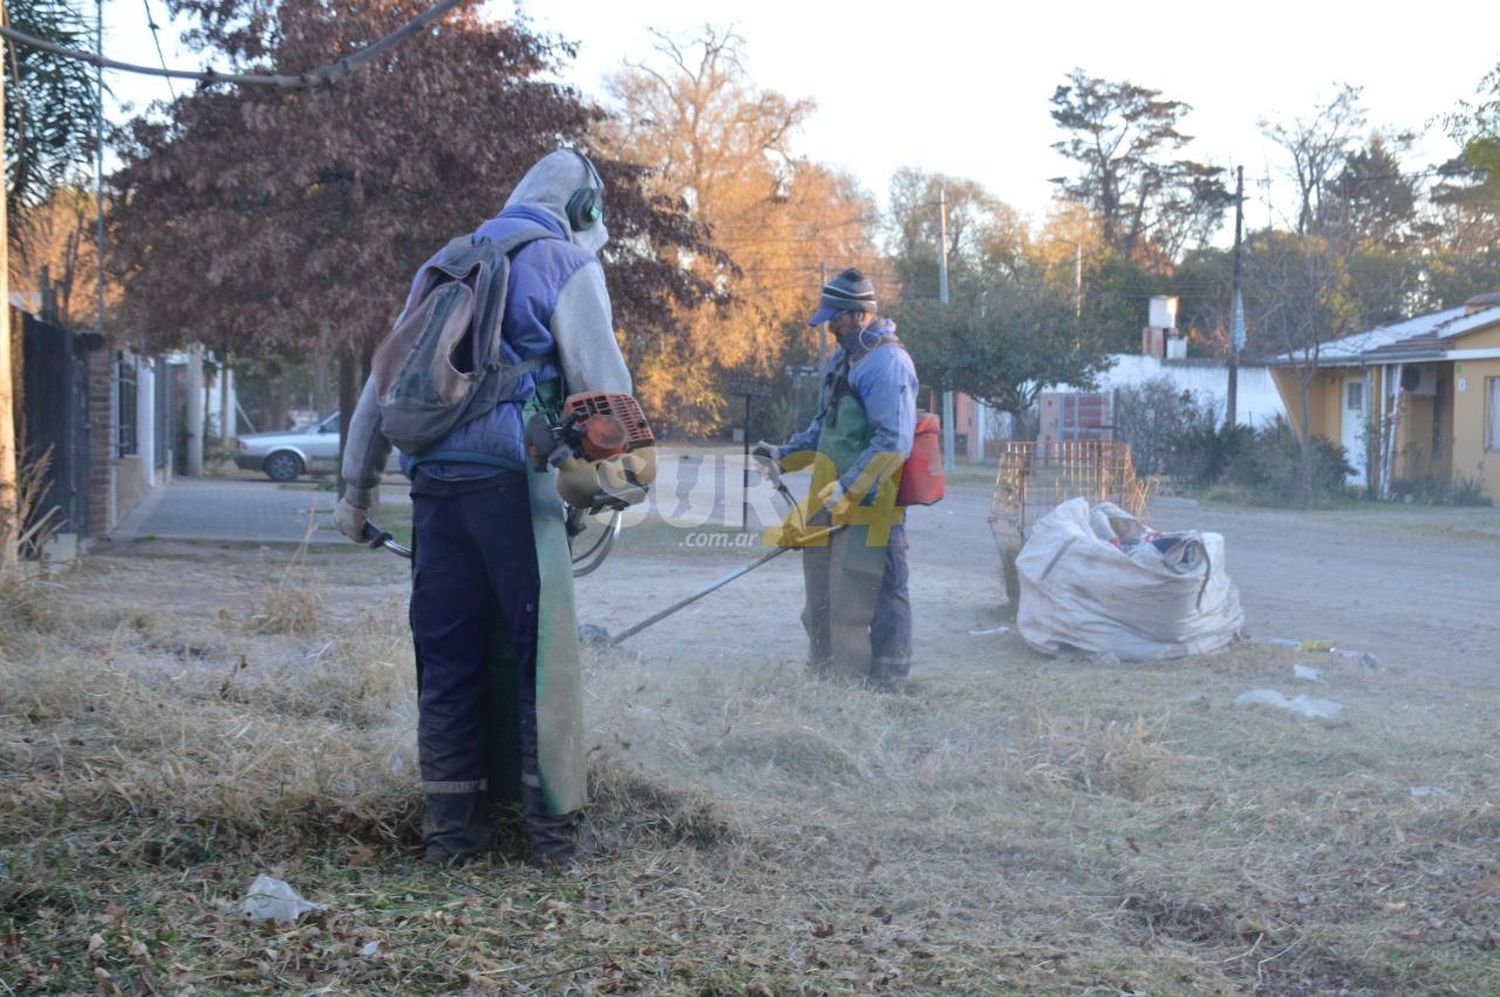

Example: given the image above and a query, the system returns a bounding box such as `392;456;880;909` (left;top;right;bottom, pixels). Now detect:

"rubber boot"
422;789;490;865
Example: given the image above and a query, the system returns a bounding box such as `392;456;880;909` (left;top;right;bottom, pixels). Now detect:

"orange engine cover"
563;392;655;460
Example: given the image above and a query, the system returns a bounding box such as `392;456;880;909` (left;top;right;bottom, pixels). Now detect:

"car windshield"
316;413;340;434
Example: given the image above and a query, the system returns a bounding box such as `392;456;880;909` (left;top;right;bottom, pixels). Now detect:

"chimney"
1142;295;1179;358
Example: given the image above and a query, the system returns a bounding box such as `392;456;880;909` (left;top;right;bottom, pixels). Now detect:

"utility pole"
0;12;16;570
938;187;955;474
94;0;105;337
1227;165;1244;429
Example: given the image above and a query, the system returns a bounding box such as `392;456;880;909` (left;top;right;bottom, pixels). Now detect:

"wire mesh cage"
988;441;1151;604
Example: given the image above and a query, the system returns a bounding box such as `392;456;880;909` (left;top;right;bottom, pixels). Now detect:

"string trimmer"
363;457;836;646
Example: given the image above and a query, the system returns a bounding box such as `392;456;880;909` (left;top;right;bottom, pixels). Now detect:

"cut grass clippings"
1;544;1498;993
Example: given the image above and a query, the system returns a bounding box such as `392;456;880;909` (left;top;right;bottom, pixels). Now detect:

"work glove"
750;441;781;477
813;479;849;519
333;496;369;543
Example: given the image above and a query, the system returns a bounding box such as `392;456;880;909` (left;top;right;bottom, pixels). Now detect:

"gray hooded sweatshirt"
341;150;631;508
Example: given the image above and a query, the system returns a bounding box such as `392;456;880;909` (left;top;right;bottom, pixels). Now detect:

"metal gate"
20;314;91;537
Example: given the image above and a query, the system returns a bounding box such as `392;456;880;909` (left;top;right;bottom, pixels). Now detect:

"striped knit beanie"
807;268;877;326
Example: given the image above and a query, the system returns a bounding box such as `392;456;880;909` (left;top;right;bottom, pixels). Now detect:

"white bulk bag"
1016;497;1244;660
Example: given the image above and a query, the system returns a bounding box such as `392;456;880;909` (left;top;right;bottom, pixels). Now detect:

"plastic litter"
1330;648;1380;673
242;875;323;926
361;940;382;957
1292;663;1326;683
1267;637;1302;649
967;625;1011;636
1234;688;1342;719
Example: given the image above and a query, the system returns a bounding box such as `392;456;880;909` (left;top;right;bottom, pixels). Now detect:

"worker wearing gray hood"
337;148;631;866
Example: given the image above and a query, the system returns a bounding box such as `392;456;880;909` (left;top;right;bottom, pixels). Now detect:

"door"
1341;376;1367;485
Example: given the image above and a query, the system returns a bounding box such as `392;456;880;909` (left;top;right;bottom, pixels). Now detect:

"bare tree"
1246;229;1357;504
1260;85;1366;236
601;25;876;432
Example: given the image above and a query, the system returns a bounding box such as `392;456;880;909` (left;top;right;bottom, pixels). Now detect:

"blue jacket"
781;317;918;492
340;149;629;510
400;209;592;480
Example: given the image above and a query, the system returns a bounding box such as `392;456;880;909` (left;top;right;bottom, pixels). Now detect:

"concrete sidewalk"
113;478;409;544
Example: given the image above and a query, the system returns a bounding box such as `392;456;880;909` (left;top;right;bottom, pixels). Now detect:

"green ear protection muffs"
565;149;604;232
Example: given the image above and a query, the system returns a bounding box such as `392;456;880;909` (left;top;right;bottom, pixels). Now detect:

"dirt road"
579;481;1500;686
100;472;1500;685
910;483;1500;685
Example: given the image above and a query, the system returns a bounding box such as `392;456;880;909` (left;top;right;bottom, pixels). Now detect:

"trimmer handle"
362;521;412;560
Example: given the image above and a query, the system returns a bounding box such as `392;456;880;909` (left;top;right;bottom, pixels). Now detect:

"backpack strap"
442;225;564;377
826;333;903;426
848;332;903;366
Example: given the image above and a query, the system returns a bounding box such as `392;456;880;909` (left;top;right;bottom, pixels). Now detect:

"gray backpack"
371;228;556;454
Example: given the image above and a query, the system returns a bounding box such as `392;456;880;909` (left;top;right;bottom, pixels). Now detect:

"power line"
0;0;469;89
140;0;175;101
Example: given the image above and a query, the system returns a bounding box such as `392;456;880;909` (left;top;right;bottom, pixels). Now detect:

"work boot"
867;655;913;693
523;782;598;869
421;789;490;866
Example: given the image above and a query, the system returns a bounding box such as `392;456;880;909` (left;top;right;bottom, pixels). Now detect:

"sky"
101;0;1498;238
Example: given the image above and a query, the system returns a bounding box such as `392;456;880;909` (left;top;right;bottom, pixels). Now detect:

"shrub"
1175;423;1254;488
1113;378;1219;481
1449;474;1494;507
1222;422;1354;507
1389;473;1493;507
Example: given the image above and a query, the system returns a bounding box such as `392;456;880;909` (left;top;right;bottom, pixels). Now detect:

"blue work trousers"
409;475;539;800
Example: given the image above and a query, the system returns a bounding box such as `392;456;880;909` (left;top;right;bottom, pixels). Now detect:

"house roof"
1271;303;1500;365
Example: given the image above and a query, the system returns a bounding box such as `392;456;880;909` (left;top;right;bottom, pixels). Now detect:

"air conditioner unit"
1399;365;1439;397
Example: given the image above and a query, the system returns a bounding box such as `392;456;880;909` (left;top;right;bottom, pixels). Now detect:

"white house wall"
1065;355;1287;427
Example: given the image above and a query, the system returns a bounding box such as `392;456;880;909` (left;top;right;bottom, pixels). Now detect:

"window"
1489;378;1500;452
116;354;138;457
1345;380;1364;412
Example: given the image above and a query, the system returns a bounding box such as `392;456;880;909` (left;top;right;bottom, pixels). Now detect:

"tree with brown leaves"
110;0;716;442
601;26;876;434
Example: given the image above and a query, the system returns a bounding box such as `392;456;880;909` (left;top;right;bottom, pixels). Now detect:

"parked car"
234;413;401;482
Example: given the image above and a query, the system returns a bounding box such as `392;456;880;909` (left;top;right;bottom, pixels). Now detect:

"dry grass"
1;542;1498;994
240;524;327;637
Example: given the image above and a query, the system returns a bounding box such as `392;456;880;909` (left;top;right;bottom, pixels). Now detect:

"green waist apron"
478;389;586;817
801;390;903;680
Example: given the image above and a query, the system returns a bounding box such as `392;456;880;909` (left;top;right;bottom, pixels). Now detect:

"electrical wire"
140;0;175;100
0;0;469;89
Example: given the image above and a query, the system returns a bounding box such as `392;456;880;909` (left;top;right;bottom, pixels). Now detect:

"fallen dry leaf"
1475;875;1500;896
93;966;121;995
810;922;835;938
87;933;106;957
